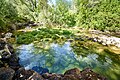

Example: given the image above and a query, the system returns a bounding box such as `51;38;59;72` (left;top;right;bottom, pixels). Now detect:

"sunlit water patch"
17;42;120;80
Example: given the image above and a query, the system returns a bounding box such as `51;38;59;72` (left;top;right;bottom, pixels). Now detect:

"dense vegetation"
0;0;120;32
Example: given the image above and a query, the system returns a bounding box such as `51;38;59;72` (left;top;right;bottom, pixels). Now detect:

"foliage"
75;0;120;31
47;0;76;27
47;0;120;31
0;0;18;31
0;0;120;31
13;0;48;22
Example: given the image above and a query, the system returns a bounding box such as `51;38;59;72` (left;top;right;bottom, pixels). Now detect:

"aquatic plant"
16;28;73;44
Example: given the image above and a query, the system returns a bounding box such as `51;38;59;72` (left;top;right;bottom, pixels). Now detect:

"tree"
0;0;18;31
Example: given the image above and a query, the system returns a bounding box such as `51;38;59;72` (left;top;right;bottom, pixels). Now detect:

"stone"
7;43;14;54
62;75;78;80
80;68;107;80
0;39;20;70
0;67;15;80
8;53;20;70
42;73;64;80
116;44;120;48
63;68;81;80
64;68;80;76
1;51;11;59
5;33;12;39
48;74;62;80
0;39;6;50
42;73;52;79
14;67;45;80
14;67;34;80
93;38;97;42
102;42;106;46
0;41;13;60
0;33;5;38
27;72;45;80
0;60;4;67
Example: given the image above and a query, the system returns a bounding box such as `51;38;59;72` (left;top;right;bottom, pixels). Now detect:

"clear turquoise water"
17;42;120;80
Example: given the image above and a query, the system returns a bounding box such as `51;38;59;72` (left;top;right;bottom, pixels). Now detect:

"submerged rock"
32;66;49;75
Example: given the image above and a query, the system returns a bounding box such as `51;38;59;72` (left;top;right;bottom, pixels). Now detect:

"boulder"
27;72;45;80
14;67;34;80
0;39;6;50
62;75;78;80
64;68;81;80
80;68;107;80
14;67;45;80
42;73;53;79
8;55;21;70
0;67;15;80
64;68;80;76
0;39;20;70
42;73;64;80
48;74;62;80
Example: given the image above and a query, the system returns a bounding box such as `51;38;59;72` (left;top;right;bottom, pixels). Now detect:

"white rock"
106;41;111;45
102;43;106;46
116;44;120;48
5;33;12;38
93;38;97;42
98;39;101;43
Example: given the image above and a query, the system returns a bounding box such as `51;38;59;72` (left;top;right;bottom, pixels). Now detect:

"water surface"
17;42;120;80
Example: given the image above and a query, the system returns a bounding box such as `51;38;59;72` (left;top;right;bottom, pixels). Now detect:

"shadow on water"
17;42;120;80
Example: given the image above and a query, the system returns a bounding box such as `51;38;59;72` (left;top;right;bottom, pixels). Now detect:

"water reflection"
17;42;120;80
17;42;120;79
